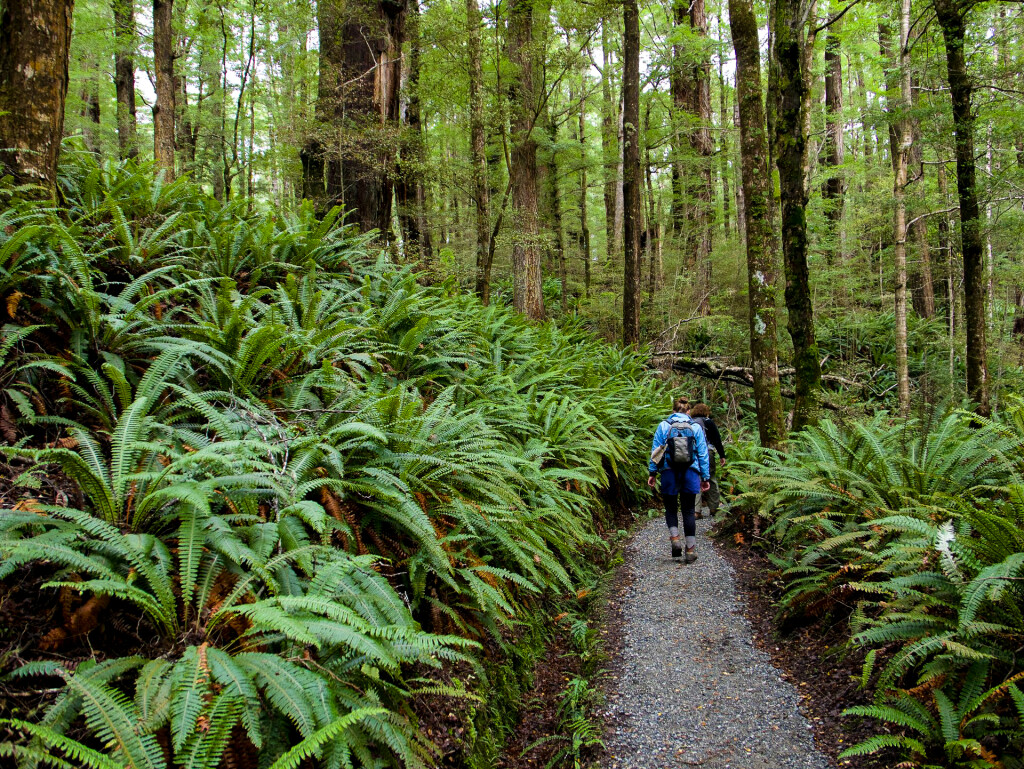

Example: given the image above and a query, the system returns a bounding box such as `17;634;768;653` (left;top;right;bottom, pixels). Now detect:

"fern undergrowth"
735;409;1024;768
0;153;669;768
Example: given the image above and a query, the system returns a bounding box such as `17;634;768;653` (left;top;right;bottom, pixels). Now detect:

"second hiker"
689;402;726;518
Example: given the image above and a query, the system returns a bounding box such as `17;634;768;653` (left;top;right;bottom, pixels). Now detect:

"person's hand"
700;480;711;492
647;475;657;489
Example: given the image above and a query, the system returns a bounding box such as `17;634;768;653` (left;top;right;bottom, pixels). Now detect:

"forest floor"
597;516;837;769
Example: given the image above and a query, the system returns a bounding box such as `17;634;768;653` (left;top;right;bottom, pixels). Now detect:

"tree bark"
0;0;74;192
468;0;492;302
305;0;406;235
508;0;544;319
688;0;714;314
733;101;746;244
601;19;619;263
822;18;844;265
933;0;988;415
729;0;785;449
397;0;430;264
546;116;567;313
79;52;102;154
153;0;176;179
578;86;592;299
645;106;662;302
890;0;911;415
670;0;687;237
909;86;935;319
622;0;641;345
769;0;821;429
718;30;731;237
112;0;139;160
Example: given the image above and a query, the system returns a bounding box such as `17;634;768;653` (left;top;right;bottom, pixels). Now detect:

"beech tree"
508;0;544;320
933;0;988;416
304;0;406;234
467;0;491;302
111;0;139;159
153;0;175;178
729;0;785;448
0;0;75;192
622;0;641;345
768;0;821;429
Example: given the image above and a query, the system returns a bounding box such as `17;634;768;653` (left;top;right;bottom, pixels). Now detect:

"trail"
601;517;834;769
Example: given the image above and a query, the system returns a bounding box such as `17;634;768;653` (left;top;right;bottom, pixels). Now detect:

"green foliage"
734;407;1024;767
0;154;669;767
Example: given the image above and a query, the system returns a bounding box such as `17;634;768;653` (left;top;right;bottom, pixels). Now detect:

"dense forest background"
7;0;1024;398
25;0;1024;381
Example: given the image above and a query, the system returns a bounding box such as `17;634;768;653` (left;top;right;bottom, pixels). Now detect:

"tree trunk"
910;87;935;318
112;0;139;160
769;0;821;429
933;0;988;415
344;0;405;235
546;117;567;313
645;109;662;302
729;0;785;449
397;0;426;263
578;87;592;299
733;101;746;245
79;52;102;154
306;0;406;235
822;19;844;265
468;0;492;302
0;0;74;192
688;0;714;314
718;32;731;237
153;0;176;179
601;18;619;263
890;0;911;415
622;0;641;345
670;0;687;237
508;0;544;319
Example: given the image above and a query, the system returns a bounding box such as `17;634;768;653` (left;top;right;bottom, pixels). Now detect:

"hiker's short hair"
690;403;711;418
673;397;690;412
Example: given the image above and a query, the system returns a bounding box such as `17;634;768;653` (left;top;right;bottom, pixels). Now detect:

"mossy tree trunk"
112;0;139;160
933;0;988;416
769;0;821;429
729;0;785;449
508;0;544;320
468;0;492;302
621;0;641;345
153;0;176;179
822;19;844;265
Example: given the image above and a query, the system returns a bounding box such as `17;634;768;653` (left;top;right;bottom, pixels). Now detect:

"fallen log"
652;355;863;411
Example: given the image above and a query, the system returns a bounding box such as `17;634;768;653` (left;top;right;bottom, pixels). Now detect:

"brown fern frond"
39;592;111;651
320;487;365;555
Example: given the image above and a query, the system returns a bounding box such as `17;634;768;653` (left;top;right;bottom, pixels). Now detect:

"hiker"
647;396;711;562
689;402;726;518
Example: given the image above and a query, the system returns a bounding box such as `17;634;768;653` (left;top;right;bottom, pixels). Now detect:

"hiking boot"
685;546;697;564
670;536;683;558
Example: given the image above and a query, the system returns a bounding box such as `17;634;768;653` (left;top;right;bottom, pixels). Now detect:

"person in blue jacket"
647;396;711;562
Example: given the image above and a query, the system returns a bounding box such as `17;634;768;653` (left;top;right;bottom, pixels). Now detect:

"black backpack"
665;420;696;468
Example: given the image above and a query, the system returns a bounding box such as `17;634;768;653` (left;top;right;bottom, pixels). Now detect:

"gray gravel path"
601;516;834;769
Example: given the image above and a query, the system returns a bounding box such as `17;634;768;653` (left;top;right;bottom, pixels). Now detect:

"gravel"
600;515;835;769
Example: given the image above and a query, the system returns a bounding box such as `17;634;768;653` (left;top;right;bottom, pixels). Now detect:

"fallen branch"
656;356;867;411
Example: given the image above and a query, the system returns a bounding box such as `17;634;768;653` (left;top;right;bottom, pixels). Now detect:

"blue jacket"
648;412;711;480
